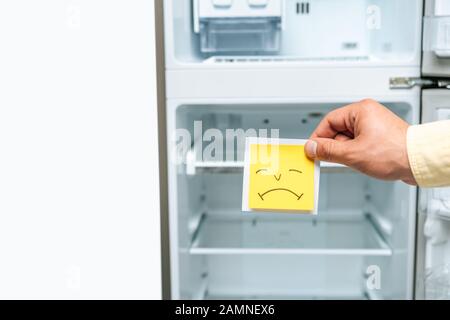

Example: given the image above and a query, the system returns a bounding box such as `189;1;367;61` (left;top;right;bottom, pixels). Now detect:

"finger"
305;138;354;164
310;103;360;139
335;133;352;142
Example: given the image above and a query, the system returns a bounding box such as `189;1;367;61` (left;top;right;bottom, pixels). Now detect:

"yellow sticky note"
242;138;319;214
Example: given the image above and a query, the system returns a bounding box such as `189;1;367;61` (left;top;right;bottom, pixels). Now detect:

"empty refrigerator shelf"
190;161;349;174
204;293;368;300
189;160;245;175
190;215;392;256
186;155;351;175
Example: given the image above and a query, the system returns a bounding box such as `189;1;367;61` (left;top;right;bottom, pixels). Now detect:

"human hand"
305;99;417;185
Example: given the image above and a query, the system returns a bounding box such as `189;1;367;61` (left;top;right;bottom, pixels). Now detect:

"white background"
0;0;162;299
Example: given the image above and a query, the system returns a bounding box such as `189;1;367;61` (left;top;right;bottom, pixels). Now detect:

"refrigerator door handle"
390;77;450;89
389;77;436;89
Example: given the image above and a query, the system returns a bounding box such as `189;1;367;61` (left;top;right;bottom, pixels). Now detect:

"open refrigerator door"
416;90;450;300
414;0;450;300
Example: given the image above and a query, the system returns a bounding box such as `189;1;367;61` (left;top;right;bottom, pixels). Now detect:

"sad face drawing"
247;143;315;212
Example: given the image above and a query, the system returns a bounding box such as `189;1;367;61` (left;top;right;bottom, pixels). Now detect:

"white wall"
0;0;162;299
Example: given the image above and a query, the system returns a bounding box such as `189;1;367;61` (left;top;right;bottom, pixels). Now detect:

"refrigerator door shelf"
438;108;450;119
423;0;450;77
424;16;450;58
425;263;450;300
435;0;450;16
428;190;450;220
424;215;450;245
415;88;450;299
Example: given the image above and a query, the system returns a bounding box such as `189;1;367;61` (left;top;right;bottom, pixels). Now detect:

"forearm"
407;120;450;188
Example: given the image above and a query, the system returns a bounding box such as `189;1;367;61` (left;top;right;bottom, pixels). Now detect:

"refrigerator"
159;0;450;300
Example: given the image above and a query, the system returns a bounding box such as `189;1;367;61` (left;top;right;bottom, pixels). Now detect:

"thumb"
305;138;350;164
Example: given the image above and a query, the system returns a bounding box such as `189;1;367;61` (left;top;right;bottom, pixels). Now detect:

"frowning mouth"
258;189;304;201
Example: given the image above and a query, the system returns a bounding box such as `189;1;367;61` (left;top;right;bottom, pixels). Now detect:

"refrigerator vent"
205;56;370;64
296;2;310;15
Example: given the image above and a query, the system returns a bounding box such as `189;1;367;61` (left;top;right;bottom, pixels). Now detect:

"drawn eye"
289;169;303;174
256;169;269;174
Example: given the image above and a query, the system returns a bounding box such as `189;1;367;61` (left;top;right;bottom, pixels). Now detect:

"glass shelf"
204;293;368;300
190;213;392;256
185;149;351;175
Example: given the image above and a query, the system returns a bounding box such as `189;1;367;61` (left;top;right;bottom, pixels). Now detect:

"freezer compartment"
165;0;421;66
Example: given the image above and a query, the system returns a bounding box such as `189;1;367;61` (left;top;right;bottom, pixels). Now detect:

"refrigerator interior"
169;102;416;300
165;0;421;66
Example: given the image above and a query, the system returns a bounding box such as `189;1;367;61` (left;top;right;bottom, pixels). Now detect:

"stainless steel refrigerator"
160;0;450;300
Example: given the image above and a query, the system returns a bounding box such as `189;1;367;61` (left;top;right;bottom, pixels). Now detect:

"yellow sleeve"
407;120;450;188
